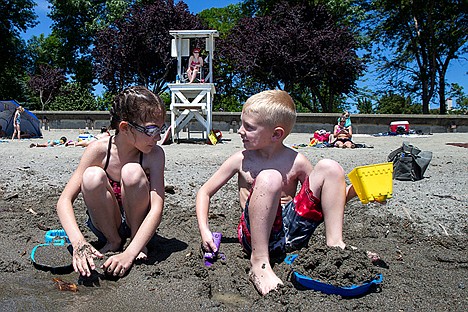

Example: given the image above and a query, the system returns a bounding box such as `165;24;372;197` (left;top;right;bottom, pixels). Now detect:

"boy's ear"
272;126;285;142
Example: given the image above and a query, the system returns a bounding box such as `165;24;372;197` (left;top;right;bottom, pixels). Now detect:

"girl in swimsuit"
57;86;167;278
186;48;203;83
332;117;355;148
11;106;24;141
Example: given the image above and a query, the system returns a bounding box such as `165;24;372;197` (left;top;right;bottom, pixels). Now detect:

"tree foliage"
219;1;363;112
356;96;374;113
48;0;102;88
376;92;421;114
197;4;246;38
361;0;468;114
0;0;37;100
48;82;97;111
92;0;203;94
448;83;468;114
26;33;62;71
28;64;66;110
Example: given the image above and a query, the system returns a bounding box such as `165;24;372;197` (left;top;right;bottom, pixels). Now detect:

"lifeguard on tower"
168;30;219;142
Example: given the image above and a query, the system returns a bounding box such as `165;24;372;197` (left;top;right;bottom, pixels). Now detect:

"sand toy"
31;229;73;274
284;254;383;297
348;162;393;204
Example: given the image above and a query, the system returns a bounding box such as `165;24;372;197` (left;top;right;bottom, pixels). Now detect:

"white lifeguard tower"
168;30;219;142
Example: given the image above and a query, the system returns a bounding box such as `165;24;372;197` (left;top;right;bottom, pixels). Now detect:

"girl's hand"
72;240;103;277
200;229;217;253
102;252;134;277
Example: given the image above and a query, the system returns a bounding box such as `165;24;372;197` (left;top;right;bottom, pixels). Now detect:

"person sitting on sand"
196;90;356;296
331;117;355;148
56;86;167;278
339;110;352;127
30;136;67;148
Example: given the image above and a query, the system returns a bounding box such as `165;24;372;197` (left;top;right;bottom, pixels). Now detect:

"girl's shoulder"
142;144;165;164
82;136;110;158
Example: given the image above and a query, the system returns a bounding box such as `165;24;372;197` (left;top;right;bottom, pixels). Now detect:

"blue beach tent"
0;100;42;138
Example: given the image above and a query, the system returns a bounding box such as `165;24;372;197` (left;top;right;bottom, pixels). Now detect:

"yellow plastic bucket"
348;162;393;204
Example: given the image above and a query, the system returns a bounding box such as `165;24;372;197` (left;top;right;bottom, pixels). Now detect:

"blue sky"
23;0;241;39
22;0;467;108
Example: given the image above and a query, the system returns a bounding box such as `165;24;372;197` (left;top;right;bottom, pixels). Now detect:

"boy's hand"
200;229;218;253
72;240;103;277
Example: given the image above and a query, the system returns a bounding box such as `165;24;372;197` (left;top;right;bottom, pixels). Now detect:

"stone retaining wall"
33;111;468;134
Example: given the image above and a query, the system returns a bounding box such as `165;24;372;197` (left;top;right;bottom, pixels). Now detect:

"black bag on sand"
387;142;432;181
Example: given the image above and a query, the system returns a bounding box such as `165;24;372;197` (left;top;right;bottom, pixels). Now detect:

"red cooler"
390;121;409;133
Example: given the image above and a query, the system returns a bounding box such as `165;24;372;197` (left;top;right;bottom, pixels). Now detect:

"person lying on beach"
56;86;167;278
65;126;111;147
30;137;67;148
196;90;356;296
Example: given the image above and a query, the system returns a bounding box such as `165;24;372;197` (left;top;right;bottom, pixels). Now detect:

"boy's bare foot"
249;262;283;296
136;246;148;261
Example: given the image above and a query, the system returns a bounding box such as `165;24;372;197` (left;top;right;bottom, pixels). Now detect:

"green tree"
48;0;134;91
219;1;363;112
376;92;421;114
356;97;374;113
26;33;62;71
361;0;468;114
96;90;115;111
448;83;468;114
28;64;66;110
48;0;100;88
197;4;246;38
0;0;37;100
49;82;97;111
93;0;203;94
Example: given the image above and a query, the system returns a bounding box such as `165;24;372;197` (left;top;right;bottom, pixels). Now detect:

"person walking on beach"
57;86;167;278
196;90;356;296
11;106;24;141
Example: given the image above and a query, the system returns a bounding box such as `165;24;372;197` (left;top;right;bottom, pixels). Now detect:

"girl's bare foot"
99;241;122;254
248;262;283;296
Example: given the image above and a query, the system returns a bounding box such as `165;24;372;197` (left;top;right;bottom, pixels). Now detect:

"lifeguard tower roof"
169;30;219;38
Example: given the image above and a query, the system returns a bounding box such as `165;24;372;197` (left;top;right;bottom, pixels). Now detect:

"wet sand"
0;130;467;311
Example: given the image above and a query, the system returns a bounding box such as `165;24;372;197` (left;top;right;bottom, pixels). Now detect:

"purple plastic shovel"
204;232;226;267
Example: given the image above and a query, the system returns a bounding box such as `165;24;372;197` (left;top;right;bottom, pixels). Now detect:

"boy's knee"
255;169;282;192
314;159;344;177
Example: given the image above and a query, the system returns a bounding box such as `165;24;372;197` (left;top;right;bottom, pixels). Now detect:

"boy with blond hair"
196;90;355;295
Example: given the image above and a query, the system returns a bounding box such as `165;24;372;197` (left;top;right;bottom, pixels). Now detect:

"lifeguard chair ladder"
168;30;219;142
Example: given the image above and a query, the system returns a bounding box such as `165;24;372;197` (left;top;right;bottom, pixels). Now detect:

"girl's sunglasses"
128;121;167;137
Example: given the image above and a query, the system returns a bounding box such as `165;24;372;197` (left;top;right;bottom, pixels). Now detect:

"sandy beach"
0;129;467;311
